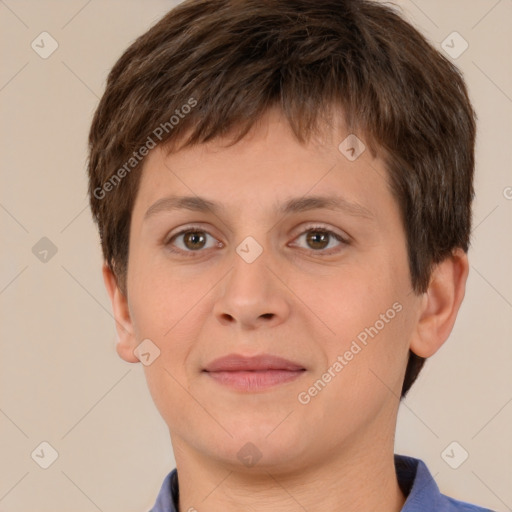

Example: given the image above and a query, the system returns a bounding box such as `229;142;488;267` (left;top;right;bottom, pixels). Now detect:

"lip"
203;354;306;392
204;354;305;372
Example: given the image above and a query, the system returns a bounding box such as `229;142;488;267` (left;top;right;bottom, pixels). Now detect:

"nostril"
260;313;274;319
219;313;235;323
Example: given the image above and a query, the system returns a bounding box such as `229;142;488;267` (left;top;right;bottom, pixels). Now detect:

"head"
88;0;475;471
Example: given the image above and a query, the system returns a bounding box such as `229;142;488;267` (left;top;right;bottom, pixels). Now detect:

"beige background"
0;0;511;511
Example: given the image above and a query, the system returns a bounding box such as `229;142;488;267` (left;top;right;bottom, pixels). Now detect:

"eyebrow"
143;194;374;221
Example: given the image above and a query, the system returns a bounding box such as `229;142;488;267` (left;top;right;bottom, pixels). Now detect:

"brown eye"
182;231;207;250
167;229;220;255
306;230;331;250
293;227;349;255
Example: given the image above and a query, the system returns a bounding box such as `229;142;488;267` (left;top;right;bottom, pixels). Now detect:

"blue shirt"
150;454;495;511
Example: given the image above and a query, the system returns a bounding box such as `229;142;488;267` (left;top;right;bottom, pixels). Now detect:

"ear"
410;249;469;358
102;263;139;363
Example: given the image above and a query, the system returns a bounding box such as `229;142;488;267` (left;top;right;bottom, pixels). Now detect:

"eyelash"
164;225;350;258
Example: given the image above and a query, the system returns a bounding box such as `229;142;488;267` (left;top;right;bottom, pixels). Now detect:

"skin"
104;107;469;512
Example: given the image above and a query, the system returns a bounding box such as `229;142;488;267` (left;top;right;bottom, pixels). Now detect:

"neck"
171;426;406;512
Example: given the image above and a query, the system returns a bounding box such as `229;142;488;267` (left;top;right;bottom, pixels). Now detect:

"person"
87;0;494;510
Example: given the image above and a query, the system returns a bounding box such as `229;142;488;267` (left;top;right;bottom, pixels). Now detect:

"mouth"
203;353;306;392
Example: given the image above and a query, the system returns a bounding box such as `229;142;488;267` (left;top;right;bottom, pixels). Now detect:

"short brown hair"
87;0;476;398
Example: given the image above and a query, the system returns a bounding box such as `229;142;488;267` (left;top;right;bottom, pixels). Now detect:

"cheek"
296;305;411;445
134;311;204;435
126;254;203;402
128;247;207;337
289;261;401;342
295;263;411;401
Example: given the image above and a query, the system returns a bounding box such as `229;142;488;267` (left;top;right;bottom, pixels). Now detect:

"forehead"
131;109;395;225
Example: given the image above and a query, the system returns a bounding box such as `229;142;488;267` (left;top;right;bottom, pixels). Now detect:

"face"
119;108;424;473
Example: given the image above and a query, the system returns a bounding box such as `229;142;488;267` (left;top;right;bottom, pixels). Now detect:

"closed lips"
203;354;306;372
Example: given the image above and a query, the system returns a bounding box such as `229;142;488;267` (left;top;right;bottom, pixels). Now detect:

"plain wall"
1;1;511;510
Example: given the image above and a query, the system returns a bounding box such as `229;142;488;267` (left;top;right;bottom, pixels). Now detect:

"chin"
210;426;311;472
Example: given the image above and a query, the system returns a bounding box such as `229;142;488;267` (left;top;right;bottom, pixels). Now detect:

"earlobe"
410;249;469;358
102;263;140;363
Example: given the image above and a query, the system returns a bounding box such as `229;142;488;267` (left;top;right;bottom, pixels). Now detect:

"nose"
213;247;291;330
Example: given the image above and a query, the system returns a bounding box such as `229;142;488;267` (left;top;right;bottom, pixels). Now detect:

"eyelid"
288;224;350;255
164;223;219;244
164;224;223;256
164;222;350;256
290;222;351;244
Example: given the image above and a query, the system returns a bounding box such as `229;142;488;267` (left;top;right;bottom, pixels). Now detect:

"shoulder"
442;495;496;512
395;455;496;512
149;468;178;512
